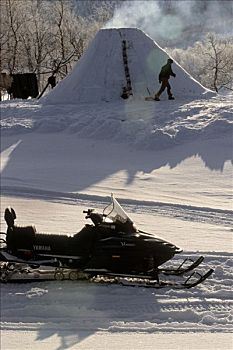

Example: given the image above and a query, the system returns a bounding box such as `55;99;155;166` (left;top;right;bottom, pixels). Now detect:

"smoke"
104;0;233;47
103;1;186;44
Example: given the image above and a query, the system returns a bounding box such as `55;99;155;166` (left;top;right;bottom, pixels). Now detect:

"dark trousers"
156;78;172;97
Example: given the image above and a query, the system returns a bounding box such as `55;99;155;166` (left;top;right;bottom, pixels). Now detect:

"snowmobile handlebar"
83;209;107;217
83;209;106;226
83;209;94;215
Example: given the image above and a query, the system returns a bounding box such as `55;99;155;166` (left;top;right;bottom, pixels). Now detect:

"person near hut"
155;58;176;101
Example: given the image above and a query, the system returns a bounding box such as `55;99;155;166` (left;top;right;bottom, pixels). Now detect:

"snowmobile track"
0;261;214;289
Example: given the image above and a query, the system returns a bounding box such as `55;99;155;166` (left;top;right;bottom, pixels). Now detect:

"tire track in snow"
0;252;232;334
2;186;233;227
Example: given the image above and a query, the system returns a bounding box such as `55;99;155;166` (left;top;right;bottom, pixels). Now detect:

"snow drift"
43;28;214;105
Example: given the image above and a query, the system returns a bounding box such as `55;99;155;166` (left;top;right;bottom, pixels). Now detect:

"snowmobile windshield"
104;195;133;224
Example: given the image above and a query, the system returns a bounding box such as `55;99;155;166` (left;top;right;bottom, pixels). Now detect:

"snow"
42;28;214;105
0;28;233;349
1;95;232;210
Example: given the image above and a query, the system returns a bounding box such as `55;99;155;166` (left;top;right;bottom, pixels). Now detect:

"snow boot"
168;96;175;100
154;95;160;101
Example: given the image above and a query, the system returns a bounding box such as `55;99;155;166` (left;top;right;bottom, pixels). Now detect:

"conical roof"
43;28;213;104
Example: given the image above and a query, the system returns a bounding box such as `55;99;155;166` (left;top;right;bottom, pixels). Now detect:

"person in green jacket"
155;58;176;101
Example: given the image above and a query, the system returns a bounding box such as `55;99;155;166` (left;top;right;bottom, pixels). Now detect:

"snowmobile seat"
72;225;96;254
6;225;36;251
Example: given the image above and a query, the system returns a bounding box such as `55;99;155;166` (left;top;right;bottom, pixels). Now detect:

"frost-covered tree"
18;0;52;88
0;0;113;92
203;33;233;92
1;0;26;73
45;0;85;78
169;33;233;92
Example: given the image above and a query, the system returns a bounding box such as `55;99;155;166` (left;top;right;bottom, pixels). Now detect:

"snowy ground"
1;101;233;350
0;80;233;349
1;93;232;209
0;196;232;350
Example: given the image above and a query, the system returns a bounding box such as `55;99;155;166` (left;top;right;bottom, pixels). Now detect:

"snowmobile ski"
119;269;214;289
159;256;204;276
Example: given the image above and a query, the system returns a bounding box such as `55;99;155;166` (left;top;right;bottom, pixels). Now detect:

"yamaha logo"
33;245;51;251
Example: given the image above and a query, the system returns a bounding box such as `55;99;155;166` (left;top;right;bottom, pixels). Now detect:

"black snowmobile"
0;195;213;287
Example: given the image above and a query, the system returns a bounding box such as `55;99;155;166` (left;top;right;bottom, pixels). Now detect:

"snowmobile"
0;194;213;287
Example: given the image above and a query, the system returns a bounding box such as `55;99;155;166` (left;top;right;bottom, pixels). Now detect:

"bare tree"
204;33;233;92
169;33;233;92
0;0;114;95
1;0;26;73
46;0;88;79
19;1;53;87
